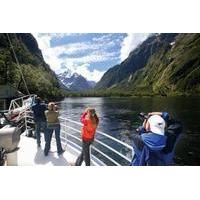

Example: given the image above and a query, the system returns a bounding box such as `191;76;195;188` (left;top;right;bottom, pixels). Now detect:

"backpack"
162;119;183;154
0;147;6;166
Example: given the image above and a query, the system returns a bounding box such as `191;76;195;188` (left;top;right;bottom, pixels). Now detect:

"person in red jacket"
75;108;99;166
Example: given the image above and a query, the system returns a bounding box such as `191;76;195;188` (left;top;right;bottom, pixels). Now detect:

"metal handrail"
61;130;82;142
59;117;132;150
9;94;35;111
91;146;121;166
94;138;132;162
65;139;106;166
60;123;131;163
61;129;122;166
7;95;36;133
59;116;133;166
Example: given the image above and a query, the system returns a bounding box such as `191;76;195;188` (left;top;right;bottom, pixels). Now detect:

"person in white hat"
145;115;166;135
131;115;167;166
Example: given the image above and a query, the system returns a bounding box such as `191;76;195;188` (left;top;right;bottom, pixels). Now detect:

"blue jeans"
44;124;63;155
35;121;47;146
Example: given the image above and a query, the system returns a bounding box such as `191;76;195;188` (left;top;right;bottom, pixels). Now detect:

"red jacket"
80;112;98;141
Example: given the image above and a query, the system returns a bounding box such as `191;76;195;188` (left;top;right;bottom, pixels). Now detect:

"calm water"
59;97;200;165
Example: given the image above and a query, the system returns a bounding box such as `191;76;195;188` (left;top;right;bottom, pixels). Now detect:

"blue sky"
33;33;150;82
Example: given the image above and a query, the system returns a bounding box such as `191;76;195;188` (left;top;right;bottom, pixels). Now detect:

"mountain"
96;33;200;96
57;70;96;91
0;33;66;100
88;80;96;88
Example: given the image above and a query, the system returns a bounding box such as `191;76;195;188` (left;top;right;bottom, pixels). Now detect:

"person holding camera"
75;108;99;166
44;102;64;156
131;111;183;166
131;114;167;166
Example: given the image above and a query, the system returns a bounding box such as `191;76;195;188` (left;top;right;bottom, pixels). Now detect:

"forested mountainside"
96;34;200;96
0;33;66;100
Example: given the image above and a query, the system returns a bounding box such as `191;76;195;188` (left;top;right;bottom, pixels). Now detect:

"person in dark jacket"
131;115;167;166
32;97;47;147
147;111;183;165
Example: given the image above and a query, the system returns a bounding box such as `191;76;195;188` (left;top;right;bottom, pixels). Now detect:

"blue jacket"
32;103;47;122
131;132;167;166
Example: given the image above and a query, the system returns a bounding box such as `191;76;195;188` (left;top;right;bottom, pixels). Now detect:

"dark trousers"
35;121;47;145
44;124;63;155
75;140;92;166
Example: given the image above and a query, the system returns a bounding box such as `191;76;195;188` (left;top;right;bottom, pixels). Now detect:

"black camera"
138;112;148;121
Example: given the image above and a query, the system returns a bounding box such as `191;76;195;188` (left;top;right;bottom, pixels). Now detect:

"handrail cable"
6;33;30;95
59;117;132;150
60;124;131;162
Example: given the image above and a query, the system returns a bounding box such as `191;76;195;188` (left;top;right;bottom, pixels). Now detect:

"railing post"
24;107;28;135
65;120;68;147
24;97;29;135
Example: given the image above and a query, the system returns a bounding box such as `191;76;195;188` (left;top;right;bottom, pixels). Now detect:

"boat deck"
2;94;132;166
17;134;82;166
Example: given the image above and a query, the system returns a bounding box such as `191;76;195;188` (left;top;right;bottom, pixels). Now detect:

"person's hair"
54;105;58;111
35;96;41;104
87;108;99;127
48;102;55;111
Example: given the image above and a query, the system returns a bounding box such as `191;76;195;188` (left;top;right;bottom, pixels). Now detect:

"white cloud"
65;51;118;64
120;33;150;61
50;33;85;38
33;33;62;71
57;42;101;56
74;63;105;82
92;34;114;42
32;33;107;82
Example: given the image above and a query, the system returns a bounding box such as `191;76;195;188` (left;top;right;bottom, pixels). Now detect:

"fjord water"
59;97;200;165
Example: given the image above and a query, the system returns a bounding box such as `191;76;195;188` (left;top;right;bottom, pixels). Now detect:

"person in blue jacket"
131;115;167;166
32;97;47;148
147;111;183;165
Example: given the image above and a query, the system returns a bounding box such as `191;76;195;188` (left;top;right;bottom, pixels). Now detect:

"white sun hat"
148;115;166;135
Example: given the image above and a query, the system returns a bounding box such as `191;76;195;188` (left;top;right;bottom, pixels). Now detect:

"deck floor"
17;134;79;166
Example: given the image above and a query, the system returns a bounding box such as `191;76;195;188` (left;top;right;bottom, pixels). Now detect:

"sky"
33;33;150;82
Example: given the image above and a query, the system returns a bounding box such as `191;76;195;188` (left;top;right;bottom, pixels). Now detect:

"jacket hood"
141;132;166;151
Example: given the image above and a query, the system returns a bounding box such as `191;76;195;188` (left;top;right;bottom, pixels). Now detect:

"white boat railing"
22;113;134;166
59;117;133;166
8;95;35;120
8;95;134;166
7;95;36;131
9;95;36;112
